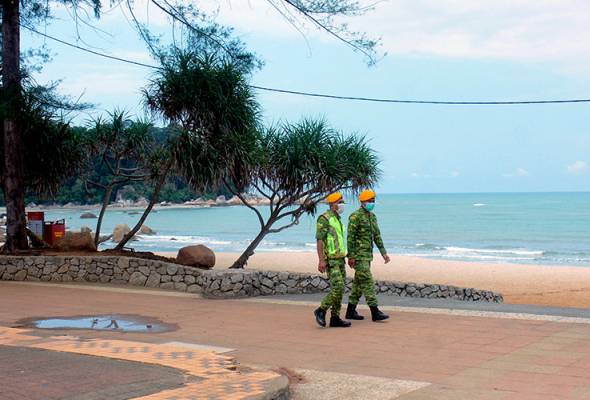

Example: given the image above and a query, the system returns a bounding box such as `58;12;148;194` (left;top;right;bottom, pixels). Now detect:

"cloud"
503;168;529;178
567;160;588;175
193;0;590;70
450;170;460;177
59;1;590;72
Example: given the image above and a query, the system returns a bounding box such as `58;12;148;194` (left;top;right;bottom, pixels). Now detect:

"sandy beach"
159;251;590;309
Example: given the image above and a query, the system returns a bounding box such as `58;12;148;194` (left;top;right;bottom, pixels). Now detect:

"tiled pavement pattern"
4;282;590;399
0;326;283;400
0;344;186;400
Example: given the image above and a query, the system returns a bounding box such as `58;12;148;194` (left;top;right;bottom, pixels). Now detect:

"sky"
22;0;590;193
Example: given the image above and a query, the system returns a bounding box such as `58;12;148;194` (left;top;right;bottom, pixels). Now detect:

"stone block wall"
0;256;503;302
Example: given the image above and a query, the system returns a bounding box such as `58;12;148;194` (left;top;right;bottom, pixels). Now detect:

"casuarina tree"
226;118;380;269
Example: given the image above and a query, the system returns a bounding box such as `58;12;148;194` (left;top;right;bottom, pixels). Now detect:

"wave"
473;203;486;207
444;246;544;257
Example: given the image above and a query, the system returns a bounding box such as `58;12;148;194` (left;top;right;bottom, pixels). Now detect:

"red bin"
43;219;66;246
27;211;45;238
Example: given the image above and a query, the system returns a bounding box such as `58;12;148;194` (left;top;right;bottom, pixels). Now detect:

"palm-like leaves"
256;118;380;205
144;49;261;193
229;118;380;268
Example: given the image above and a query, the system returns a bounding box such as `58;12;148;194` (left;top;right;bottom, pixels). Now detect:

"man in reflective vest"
313;192;352;328
346;189;390;322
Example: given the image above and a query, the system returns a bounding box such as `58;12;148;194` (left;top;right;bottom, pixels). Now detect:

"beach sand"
159;251;590;309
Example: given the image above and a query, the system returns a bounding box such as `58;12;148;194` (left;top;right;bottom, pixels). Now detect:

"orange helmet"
326;192;343;204
359;189;376;202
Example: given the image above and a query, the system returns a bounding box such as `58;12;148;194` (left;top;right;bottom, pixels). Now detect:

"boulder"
215;195;228;206
140;225;156;235
227;196;243;206
80;212;97;219
54;231;97;252
135;197;149;207
112;224;131;243
80;226;92;234
176;245;215;269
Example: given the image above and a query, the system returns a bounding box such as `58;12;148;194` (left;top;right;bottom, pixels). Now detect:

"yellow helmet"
359;189;376;202
326;192;343;204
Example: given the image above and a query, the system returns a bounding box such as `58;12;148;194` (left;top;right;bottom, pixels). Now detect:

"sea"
40;192;590;266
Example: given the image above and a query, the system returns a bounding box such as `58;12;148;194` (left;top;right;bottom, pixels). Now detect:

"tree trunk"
94;185;113;246
2;0;28;253
230;224;272;269
115;167;169;250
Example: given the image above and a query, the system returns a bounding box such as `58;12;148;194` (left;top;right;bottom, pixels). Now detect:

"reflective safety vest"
323;212;346;259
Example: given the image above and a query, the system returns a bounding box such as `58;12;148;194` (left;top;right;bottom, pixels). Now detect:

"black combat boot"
369;306;389;322
329;315;352;327
345;303;365;320
314;307;327;327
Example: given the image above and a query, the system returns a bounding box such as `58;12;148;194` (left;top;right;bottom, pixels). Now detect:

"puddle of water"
31;315;171;333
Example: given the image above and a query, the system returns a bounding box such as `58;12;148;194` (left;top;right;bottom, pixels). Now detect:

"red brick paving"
3;281;590;399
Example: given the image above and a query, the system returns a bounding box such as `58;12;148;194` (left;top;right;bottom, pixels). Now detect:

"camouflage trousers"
320;258;346;316
348;260;378;307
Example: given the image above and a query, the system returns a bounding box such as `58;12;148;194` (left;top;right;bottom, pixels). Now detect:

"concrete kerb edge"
0;255;503;302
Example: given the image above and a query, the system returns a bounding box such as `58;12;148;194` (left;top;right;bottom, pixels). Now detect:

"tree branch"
223;179;265;229
276;0;376;63
86;180;106;189
268;214;302;233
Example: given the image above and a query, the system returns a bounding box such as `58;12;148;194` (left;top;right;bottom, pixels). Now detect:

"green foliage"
254;118;380;207
0;88;88;198
145;49;261;193
229;117;380;268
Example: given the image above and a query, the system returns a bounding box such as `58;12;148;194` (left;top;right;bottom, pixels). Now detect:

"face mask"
337;204;345;214
365;203;375;212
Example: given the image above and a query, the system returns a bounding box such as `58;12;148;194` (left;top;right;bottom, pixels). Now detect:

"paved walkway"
3;281;590;399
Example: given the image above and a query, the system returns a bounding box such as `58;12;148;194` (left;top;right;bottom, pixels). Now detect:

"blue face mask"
365;203;375;211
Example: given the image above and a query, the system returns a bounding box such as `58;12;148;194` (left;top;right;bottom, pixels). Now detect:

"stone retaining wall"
0;256;503;302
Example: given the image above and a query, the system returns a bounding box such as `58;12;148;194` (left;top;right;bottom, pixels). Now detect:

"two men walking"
314;189;390;328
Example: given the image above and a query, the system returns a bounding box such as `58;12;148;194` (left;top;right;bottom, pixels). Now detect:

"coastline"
161;251;590;309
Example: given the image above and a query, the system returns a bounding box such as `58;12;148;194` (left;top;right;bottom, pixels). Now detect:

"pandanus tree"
84;110;152;246
124;48;260;249
226;119;380;269
114;133;178;250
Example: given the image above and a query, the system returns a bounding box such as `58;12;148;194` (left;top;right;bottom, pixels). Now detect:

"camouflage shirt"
316;210;344;259
347;207;387;261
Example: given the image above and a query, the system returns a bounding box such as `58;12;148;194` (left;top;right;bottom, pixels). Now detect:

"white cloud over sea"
567;160;588;175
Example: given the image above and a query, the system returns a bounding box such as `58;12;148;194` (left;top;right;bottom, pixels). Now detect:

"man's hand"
348;258;356;269
383;254;391;264
318;259;327;273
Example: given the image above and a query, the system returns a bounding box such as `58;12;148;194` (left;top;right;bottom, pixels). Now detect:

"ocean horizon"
35;192;590;267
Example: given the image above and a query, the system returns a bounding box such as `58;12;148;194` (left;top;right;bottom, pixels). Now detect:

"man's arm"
347;213;358;268
372;215;390;263
316;240;326;273
316;216;329;272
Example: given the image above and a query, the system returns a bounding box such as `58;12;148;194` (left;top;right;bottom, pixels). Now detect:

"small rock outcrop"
80;212;97;219
227;196;243;206
54;231;97;252
176;245;216;269
140;225;156;235
112;224;131;243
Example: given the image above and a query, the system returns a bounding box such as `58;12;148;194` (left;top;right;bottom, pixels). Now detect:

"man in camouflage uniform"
313;192;351;328
346;189;390;322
